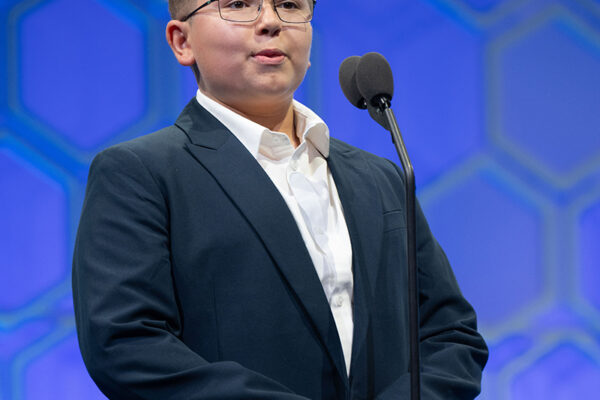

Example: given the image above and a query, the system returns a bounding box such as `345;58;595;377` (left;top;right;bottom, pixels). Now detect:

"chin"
264;76;303;92
250;82;296;99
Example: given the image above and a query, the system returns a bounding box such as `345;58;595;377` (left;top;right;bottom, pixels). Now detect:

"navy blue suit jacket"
73;100;487;399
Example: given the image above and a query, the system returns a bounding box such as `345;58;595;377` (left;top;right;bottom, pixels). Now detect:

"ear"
166;20;196;67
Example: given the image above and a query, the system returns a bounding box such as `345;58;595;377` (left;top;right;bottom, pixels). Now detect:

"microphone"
355;52;394;110
339;52;421;400
338;56;367;109
339;54;390;130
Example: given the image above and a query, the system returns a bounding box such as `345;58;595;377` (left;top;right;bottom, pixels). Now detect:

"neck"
201;90;300;148
245;103;298;147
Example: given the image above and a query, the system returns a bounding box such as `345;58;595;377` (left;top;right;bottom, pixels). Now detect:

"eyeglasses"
180;0;316;24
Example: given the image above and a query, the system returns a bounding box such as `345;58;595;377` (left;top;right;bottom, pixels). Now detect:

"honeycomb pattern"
579;200;600;312
0;320;54;362
510;342;600;399
489;9;600;185
1;0;599;398
0;147;67;311
420;159;545;329
17;0;146;151
23;334;105;400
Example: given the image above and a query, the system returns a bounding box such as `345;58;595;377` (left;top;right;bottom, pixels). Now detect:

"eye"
276;1;300;10
223;0;250;9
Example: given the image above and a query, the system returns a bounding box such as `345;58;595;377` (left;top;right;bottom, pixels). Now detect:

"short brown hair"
168;0;197;20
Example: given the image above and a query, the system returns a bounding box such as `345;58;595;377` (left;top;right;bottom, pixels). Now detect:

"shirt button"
333;295;344;308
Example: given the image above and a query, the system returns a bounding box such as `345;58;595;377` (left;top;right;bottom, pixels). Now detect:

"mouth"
252;49;287;65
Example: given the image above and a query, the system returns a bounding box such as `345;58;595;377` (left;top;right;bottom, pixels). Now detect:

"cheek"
293;31;312;67
197;39;245;76
195;24;243;58
294;47;312;77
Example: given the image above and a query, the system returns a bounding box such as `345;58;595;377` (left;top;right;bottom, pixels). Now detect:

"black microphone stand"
373;97;420;400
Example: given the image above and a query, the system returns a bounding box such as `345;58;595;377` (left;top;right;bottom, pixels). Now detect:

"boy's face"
167;0;312;111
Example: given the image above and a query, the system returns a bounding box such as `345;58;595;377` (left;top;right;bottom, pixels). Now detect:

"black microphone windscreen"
356;52;394;106
339;56;367;109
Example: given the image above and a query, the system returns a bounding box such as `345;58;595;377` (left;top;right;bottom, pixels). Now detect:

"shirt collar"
195;89;330;159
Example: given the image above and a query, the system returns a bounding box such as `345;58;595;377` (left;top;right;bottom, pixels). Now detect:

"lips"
255;49;284;57
253;49;286;65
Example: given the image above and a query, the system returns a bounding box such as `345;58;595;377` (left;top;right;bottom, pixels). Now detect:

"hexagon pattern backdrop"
1;0;599;398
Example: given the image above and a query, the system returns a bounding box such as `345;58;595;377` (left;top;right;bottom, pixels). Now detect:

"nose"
255;0;282;36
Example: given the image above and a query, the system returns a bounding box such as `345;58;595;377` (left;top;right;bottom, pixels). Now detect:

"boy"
73;1;487;398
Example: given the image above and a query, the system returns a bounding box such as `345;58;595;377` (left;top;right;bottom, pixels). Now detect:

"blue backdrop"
1;0;600;398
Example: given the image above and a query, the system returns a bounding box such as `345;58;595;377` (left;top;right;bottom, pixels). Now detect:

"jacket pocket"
383;210;406;232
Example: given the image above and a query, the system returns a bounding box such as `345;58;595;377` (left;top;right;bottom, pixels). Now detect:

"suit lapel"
175;100;349;385
327;140;384;380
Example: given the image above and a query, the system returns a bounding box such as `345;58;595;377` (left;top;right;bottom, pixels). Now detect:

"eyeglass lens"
219;0;313;23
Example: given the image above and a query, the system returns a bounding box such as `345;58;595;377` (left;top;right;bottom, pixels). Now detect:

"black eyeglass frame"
180;0;316;23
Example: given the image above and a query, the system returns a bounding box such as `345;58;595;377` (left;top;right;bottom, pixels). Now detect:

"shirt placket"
287;150;337;300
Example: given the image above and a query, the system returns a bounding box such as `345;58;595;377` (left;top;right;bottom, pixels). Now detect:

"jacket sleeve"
72;146;309;400
376;165;488;400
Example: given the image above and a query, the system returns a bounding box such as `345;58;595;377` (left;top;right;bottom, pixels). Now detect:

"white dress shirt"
195;90;354;373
